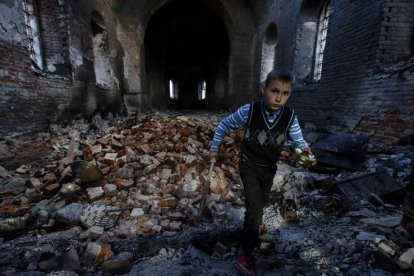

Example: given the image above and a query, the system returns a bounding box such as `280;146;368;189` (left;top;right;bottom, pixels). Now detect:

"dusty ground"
0;110;413;276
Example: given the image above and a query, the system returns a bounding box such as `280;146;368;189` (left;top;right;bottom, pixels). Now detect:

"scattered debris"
0;111;412;275
324;170;405;204
312;132;369;171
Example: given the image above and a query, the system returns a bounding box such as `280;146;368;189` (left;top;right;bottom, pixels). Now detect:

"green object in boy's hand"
291;148;317;167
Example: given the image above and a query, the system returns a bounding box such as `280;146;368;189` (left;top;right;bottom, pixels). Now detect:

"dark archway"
145;0;229;109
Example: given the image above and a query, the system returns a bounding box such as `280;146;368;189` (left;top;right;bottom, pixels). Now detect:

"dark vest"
240;101;294;166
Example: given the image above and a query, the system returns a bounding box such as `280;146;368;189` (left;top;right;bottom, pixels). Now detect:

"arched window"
22;0;69;75
260;23;278;83
169;79;178;100
22;0;43;70
313;1;331;80
198;80;206;100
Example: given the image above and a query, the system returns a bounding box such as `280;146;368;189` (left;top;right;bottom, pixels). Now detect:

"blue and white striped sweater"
210;102;309;153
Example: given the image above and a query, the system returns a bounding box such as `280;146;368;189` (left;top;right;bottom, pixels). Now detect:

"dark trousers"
239;159;277;254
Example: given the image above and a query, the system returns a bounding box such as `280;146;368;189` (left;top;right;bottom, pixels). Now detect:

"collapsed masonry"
0;112;413;275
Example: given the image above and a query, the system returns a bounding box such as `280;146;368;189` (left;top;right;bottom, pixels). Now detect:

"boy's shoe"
236;253;257;276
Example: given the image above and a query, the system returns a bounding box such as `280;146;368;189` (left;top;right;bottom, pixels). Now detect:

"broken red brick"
26;178;43;189
43;183;60;196
160;197;178;208
140;144;153;154
104;153;118;165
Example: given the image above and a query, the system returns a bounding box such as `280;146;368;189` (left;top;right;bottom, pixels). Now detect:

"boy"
209;70;312;276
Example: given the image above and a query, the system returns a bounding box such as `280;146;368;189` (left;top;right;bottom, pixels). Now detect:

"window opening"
313;1;331;80
22;0;44;70
169;80;178;99
198;80;206;100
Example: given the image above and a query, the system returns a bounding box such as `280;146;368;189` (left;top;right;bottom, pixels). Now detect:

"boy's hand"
303;147;312;154
209;152;217;162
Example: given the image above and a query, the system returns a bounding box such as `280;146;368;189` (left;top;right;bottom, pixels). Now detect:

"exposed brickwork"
37;0;71;76
270;0;414;144
377;0;414;66
0;0;128;137
0;0;413;145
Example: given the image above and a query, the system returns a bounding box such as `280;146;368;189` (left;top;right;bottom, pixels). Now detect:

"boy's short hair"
264;69;295;87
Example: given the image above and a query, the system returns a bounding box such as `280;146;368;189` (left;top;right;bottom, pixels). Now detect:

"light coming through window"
169;80;178;99
314;1;331;81
22;0;44;70
198;81;206;100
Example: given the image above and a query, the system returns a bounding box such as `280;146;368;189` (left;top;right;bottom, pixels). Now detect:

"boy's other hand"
280;148;292;158
303;147;312;154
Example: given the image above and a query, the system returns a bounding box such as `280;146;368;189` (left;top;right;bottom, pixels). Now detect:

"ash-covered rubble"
0;111;413;275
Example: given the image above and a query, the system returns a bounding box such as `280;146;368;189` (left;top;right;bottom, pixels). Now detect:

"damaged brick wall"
37;0;71;76
0;0;132;138
1;0;412;144
377;0;414;66
0;0;77;137
285;0;414;144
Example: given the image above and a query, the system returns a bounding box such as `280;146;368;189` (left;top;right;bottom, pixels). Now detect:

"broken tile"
143;164;157;175
15;165;30;174
140;144;153;154
85;243;113;265
26;178;43;189
399;248;414;267
160;169;172;180
80;226;104;240
130;208;145;218
104;153;118;165
86;187;105;201
91;144;102;155
104;184;118;196
160;197;178;208
43;183;61;196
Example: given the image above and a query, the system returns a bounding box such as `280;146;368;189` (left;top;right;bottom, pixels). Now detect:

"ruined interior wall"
250;0;413;144
0;0;78;138
115;20;146;113
376;0;414;66
1;0;412;143
251;0;303;98
67;0;124;117
0;0;126;138
220;0;256;110
37;0;71;76
286;0;414;144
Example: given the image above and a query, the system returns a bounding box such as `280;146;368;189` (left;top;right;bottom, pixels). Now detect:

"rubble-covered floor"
0;111;413;276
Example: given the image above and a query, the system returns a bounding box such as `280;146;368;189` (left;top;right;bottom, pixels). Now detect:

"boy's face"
261;79;292;113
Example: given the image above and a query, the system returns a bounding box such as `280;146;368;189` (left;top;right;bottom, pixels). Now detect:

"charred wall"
254;0;414;144
291;0;414;144
0;0;413;144
0;0;137;138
